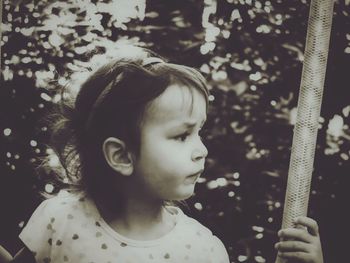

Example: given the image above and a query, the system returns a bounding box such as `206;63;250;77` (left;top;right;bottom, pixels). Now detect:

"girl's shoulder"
37;190;84;208
26;191;92;226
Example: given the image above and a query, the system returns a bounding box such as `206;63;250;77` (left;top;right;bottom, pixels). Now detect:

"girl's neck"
94;194;176;241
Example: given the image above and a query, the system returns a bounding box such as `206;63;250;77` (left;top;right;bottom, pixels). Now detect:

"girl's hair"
48;46;209;205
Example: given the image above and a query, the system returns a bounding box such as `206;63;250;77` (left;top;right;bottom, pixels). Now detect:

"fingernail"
278;230;283;237
274;243;279;249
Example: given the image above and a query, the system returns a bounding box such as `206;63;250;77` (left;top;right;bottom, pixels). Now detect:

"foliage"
1;0;350;262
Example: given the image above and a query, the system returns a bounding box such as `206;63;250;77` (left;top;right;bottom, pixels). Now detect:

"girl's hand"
275;216;323;263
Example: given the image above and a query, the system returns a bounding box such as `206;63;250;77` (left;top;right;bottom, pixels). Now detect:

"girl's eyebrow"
177;118;207;128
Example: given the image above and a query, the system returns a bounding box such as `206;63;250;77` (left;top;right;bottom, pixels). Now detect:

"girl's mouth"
186;170;204;181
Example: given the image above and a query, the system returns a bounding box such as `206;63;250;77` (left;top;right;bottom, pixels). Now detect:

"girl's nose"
192;139;208;161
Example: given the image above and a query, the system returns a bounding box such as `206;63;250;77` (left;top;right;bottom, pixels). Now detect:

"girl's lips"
187;173;199;179
187;169;204;179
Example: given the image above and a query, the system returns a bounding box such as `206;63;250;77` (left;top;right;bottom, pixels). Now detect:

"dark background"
1;0;349;262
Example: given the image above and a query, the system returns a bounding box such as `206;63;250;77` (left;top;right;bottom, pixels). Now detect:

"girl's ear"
102;137;134;176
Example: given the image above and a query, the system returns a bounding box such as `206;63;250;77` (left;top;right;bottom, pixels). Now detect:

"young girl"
1;46;324;263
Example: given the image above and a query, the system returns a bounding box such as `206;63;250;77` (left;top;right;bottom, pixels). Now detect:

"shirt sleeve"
19;198;55;263
210;236;230;263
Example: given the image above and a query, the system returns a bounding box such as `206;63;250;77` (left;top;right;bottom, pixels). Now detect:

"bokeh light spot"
30;140;37;147
4;128;12;136
45;184;54;193
194;202;203;211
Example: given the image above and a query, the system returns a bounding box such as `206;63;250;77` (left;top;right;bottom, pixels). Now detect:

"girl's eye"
175;132;190;142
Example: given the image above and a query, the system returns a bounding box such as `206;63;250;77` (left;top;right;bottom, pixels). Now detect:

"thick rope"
275;1;335;262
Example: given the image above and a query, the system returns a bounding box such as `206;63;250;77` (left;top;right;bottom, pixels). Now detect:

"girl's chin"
169;185;196;201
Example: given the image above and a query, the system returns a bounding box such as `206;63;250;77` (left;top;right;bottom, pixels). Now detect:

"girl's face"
132;84;208;201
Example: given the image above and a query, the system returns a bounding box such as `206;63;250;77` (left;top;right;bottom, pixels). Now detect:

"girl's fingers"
278;228;312;243
278;251;312;262
275;240;310;253
294;216;319;236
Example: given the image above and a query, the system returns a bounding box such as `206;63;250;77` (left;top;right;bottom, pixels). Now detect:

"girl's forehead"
143;84;206;125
